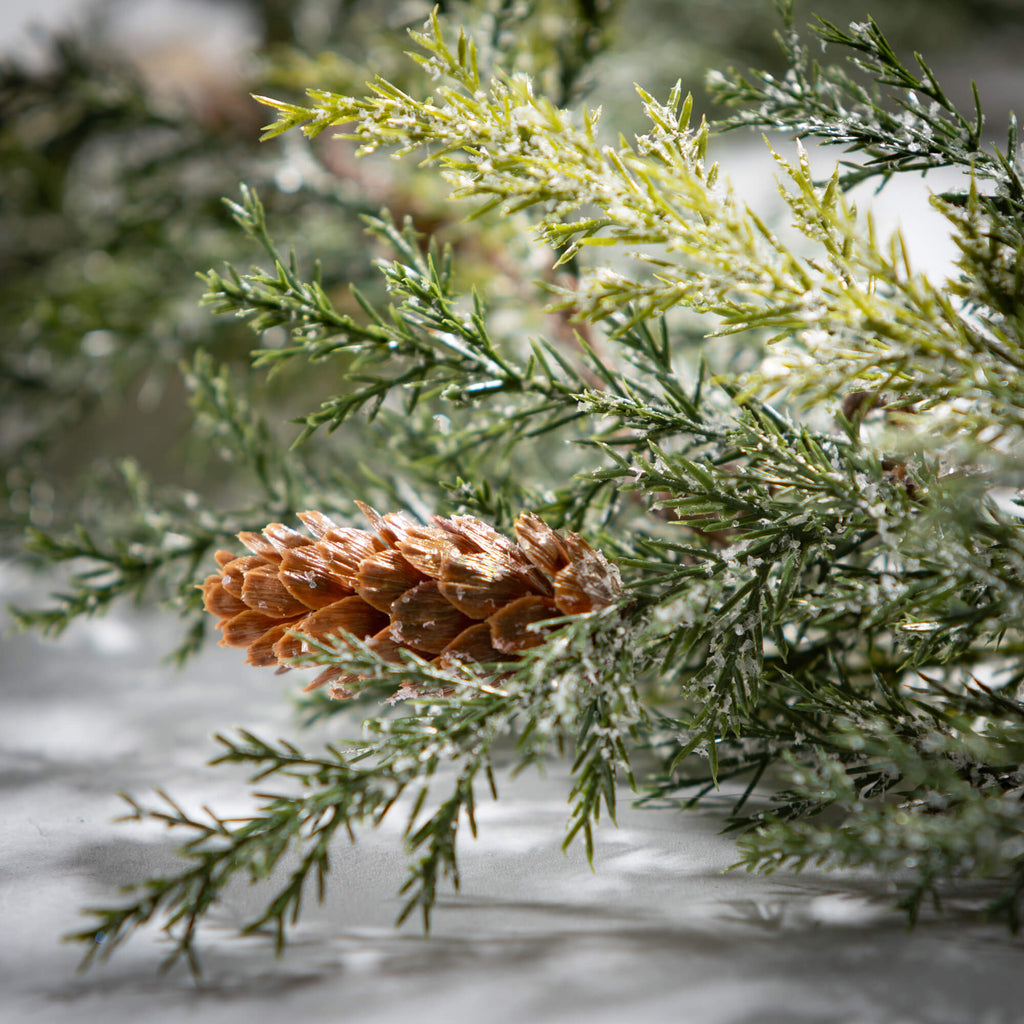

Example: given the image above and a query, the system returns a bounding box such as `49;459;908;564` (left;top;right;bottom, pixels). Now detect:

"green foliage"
0;3;353;548
7;0;595;549
17;2;1024;971
73;612;640;971
708;7;1021;194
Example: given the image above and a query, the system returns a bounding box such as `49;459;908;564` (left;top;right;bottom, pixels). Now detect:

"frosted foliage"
60;8;1024;971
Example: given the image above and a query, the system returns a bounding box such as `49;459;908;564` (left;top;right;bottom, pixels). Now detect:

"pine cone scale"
488;594;559;653
241;563;311;618
298;596;389;646
356;550;427;613
219;555;265;597
279;545;354;608
220;608;296;649
200;575;248;618
247;622;296;666
260;523;311;556
440;621;510;664
313;525;385;585
438;550;537;618
390;581;475;653
513;512;570;576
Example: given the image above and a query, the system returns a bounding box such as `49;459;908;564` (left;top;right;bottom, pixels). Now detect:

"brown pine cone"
200;503;622;700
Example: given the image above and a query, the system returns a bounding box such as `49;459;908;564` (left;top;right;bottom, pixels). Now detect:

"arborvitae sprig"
253;11;1024;453
708;3;1023;200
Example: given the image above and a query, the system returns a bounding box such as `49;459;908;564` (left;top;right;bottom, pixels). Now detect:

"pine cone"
200;503;622;700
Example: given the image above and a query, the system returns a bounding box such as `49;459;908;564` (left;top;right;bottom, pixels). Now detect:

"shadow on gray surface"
5;594;1024;1023
45;893;1024;1024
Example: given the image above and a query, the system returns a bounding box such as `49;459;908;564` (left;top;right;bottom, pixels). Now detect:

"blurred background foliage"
3;0;1022;552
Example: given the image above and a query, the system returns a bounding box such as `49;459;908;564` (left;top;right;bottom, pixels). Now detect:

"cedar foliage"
9;0;1024;970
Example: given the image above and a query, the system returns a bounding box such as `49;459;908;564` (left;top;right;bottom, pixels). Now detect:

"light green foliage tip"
255;10;1024;454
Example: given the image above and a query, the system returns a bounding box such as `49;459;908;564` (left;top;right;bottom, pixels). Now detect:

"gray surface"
3;562;1024;1024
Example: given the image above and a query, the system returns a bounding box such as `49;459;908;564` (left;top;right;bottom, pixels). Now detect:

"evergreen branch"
183;349;310;508
9;459;220;649
12;353;323;660
204;190;701;469
202;188;589;445
37;2;1024;969
68;612;643;970
708;12;1024;203
12;522;208;636
251;13;1024;449
733;716;1024;929
69;739;396;972
199;185;379;359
